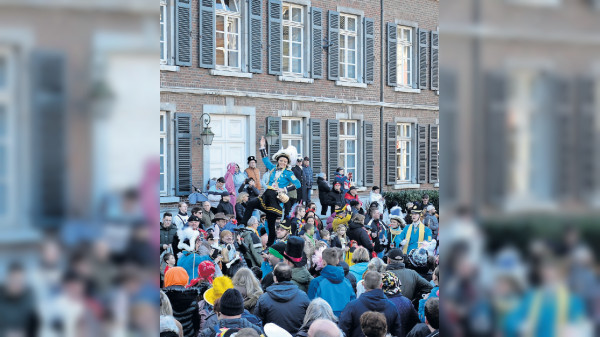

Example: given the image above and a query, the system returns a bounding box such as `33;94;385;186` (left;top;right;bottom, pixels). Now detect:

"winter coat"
308;265;356;316
423;214;439;240
347;221;374;253
163;285;200;337
177;251;212;280
235;203;246;224
0;287;37;337
344;192;361;206
302;165;314;188
233;172;247;193
334;173;351;193
339;261;357;294
386;263;433;301
291;266;314;293
239;227;263;268
388;293;420;337
238;184;260;199
407;323;432;337
338;288;403;337
254;281;311;335
317;177;331;208
201;211;214;231
418;286;439;323
349;262;369;282
331;234;348;250
200;317;262;337
365;218;388;253
326;189;346;208
203;309;262;334
160;223;178;249
216;201;234;216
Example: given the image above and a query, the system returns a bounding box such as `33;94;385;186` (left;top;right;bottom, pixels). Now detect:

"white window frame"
396;123;412;183
0;47;16;224
339;13;358;82
282;3;304;76
339;120;358;179
216;0;242;71
160;0;168;64
160;111;169;196
281;117;304;158
397;26;414;88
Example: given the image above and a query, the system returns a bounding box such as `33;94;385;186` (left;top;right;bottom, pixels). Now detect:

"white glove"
400;240;406;246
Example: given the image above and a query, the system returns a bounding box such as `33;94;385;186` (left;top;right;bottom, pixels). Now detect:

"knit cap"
219;288;244;316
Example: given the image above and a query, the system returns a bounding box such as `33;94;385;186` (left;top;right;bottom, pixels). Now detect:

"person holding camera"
238;177;260;199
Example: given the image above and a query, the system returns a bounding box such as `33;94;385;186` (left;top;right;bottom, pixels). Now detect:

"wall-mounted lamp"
265;126;279;145
196;113;215;146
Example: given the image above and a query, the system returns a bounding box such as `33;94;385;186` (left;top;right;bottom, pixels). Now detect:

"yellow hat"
203;276;234;305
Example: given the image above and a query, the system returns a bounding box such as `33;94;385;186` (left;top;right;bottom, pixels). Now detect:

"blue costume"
398;222;432;254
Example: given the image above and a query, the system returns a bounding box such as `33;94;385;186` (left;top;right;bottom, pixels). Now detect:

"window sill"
434;183;439;188
160;64;180;72
278;76;314;84
160;196;180;203
356;186;367;192
393;183;420;190
210;69;253;78
394;87;421;93
335;81;367;88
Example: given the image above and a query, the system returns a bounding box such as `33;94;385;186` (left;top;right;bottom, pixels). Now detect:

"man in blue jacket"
338;271;404;337
308;248;356;316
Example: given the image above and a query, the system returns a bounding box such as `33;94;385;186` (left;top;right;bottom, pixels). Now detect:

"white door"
209;115;247;179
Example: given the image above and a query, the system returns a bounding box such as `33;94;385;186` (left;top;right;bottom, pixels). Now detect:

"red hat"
186;261;216;288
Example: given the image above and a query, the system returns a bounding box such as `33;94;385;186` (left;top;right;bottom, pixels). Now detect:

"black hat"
247;156;257;164
212;213;228;222
284;236;305;264
221;191;230;197
219;288;245;316
303;156;310;161
387;248;404;262
372;186;380;191
410;205;422;215
188;215;201;222
349;186;357;191
336;167;344;172
278;219;291;232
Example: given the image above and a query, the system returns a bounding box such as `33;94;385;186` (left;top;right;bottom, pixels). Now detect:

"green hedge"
382;190;439;211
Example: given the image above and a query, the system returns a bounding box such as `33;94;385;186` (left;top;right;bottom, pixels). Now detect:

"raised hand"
260;136;266;148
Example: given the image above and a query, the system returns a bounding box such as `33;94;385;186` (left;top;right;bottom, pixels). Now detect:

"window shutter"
175;113;192;196
363;121;374;186
310;119;322;181
327;11;340;81
576;77;595;195
266;117;282;163
430;30;439;91
386;23;397;87
429;124;439;184
364;17;375;84
267;0;283;75
418;28;428;89
386;122;397;185
176;0;192;66
551;77;572;197
199;0;215;68
32;50;66;223
485;73;507;203
417;124;428;183
327;120;340;182
249;0;263;73
311;7;323;79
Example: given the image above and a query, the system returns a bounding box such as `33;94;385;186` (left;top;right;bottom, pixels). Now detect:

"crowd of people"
160;138;440;337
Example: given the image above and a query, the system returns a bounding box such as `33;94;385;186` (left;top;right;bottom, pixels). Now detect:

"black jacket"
238;184;260;199
217;201;234;215
338;289;403;337
292;166;305;186
347;221;374;253
339;261;357;294
326;189;346;208
235;203;246;224
254;281;310;335
0;287;38;337
163;285;200;337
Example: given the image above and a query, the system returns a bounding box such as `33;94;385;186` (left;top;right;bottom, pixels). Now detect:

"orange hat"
164;266;189;288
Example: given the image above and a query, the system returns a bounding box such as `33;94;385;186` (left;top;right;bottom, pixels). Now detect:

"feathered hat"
177;227;200;252
272;145;298;165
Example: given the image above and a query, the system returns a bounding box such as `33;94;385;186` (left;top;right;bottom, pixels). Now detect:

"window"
282;3;304;75
396;123;412;183
339;121;357;178
281;118;303;157
216;0;241;70
339;14;358;81
160;1;168;64
397;26;413;88
0;48;14;221
160;111;168;195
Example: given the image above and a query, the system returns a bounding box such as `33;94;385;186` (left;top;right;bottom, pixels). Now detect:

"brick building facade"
160;0;439;209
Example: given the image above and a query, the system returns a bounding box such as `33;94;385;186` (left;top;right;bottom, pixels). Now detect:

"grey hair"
300;298;338;330
367;257;387;273
160;315;180;334
426;205;435;212
316;172;326;179
247;216;259;226
160;290;173;316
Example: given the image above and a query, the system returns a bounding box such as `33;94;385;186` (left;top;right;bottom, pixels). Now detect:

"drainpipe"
379;0;385;189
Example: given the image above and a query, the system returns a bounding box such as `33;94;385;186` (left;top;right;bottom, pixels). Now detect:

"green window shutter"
175;113;192;196
249;0;263;73
327;11;340;81
311;7;323;79
386;23;397;87
417;124;428;183
386;122;397;185
266;116;282;163
429;124;439;184
364;17;375;84
310;119;322;181
363;121;374;186
327;120;340;182
176;0;192;66
267;0;283;75
418;28;428;89
430;30;439;91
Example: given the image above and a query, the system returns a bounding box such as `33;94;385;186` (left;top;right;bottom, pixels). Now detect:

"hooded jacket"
344;192;361;205
347;221;374;253
291;266;314;293
338;288;403;337
339;261;357;294
254;281;310;335
307;265;356;316
349;262;369;282
199;317;263;337
163;285;200;337
388;293;420;337
386;262;433;301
